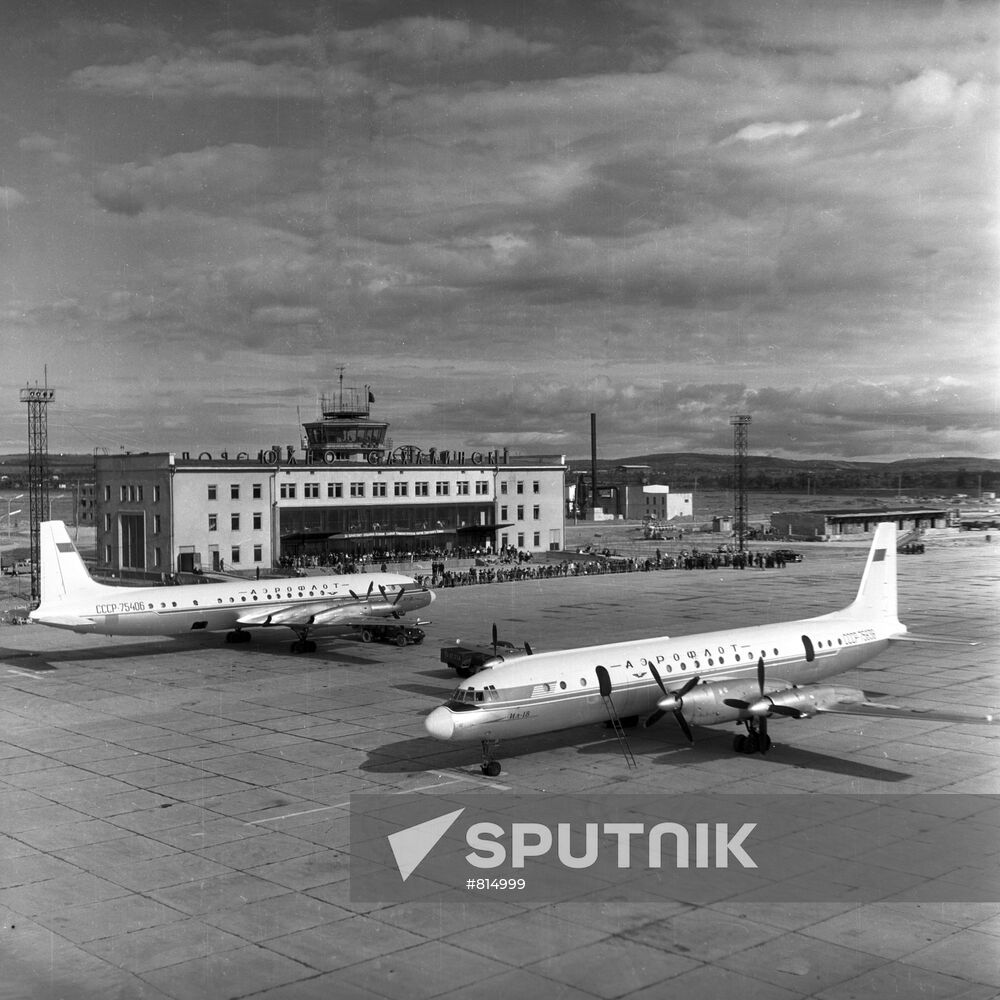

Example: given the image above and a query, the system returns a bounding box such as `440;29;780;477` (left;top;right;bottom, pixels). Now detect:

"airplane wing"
235;598;403;628
815;699;994;725
889;634;979;646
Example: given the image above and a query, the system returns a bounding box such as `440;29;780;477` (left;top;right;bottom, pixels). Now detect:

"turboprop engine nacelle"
673;681;762;726
763;685;867;717
677;682;868;725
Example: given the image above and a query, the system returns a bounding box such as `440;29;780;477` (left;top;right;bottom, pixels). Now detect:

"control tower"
301;370;389;463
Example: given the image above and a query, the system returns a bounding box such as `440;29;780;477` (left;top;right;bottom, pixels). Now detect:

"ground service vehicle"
358;622;425;646
440;635;531;677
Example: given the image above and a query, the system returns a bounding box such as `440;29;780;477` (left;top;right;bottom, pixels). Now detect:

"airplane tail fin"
842;522;900;624
35;520;113;608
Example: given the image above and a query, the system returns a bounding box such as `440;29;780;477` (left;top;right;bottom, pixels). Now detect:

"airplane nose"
424;706;454;740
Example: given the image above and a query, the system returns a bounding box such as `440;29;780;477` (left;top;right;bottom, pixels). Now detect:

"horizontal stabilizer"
30;613;96;632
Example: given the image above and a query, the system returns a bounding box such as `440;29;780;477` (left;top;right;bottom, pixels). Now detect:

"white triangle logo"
387;808;465;882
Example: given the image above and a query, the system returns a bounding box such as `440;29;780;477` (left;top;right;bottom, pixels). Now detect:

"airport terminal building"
94;391;566;578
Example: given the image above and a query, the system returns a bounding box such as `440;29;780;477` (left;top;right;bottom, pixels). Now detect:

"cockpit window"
447;685;500;706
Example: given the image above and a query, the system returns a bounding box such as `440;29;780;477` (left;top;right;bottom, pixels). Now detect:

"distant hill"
566;453;1000;493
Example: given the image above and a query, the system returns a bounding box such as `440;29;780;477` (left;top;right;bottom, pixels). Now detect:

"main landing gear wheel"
226;630;251;644
480;738;501;777
291;639;317;654
733;728;771;755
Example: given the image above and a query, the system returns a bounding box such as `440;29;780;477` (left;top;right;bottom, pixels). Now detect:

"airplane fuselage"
39;573;424;637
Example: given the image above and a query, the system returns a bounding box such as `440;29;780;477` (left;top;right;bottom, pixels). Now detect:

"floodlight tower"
20;381;56;604
731;414;751;552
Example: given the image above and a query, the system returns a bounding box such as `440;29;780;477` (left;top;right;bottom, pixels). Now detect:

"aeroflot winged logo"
387;808;465;881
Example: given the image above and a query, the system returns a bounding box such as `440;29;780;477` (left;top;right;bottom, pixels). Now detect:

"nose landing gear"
480;738;502;777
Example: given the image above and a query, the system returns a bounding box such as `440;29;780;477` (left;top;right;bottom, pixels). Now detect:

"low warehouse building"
771;507;951;540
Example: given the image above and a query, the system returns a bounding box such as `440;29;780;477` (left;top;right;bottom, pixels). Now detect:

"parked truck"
440;630;532;677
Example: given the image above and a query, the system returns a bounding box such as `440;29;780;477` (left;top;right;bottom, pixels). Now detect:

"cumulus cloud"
889;68;987;125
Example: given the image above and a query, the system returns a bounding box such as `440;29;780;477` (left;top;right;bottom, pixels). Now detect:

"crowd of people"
424;545;799;587
274;541;803;587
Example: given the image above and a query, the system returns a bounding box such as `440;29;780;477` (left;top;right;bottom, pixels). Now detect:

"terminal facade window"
304;483;320;499
231;485;240;500
328;483;343;499
394;482;408;497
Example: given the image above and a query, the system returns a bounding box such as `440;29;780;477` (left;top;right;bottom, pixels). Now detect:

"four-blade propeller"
642;664;700;743
723;656;804;742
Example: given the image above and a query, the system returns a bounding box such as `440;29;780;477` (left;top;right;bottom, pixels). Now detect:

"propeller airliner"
29;520;434;653
424;523;992;775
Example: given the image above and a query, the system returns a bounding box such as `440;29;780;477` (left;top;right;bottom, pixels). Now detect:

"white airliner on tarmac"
29;520;434;653
425;523;992;775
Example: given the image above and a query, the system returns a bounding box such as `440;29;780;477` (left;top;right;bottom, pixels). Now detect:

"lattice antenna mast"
731;414;751;553
20;380;56;605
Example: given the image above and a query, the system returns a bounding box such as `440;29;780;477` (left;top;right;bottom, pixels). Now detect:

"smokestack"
591;412;598;520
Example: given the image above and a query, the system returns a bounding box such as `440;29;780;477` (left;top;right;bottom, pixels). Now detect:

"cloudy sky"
1;0;996;461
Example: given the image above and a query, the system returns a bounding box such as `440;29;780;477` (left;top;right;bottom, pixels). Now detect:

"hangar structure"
771;506;952;541
93;389;566;579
